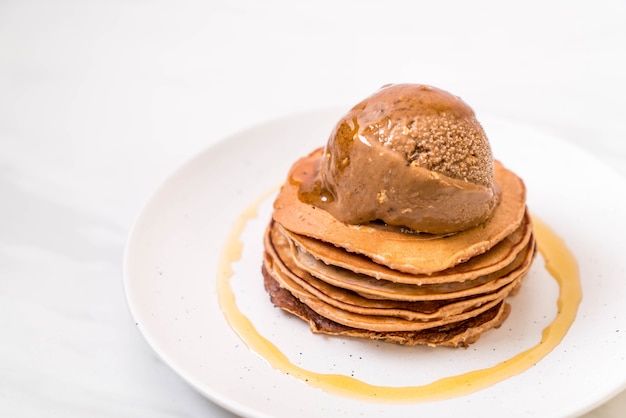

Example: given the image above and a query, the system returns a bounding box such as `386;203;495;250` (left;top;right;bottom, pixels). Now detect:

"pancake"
263;269;511;348
265;224;525;322
272;149;527;275
282;211;533;285
264;248;517;323
263;246;511;332
269;220;535;302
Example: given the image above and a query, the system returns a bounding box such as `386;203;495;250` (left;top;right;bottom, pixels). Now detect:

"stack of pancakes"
262;148;535;348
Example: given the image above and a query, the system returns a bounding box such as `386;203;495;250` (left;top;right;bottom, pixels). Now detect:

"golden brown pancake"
269;220;535;302
265;223;528;324
264;249;510;332
281;211;533;285
263;268;512;348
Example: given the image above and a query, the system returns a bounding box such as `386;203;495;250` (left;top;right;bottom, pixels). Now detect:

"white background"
1;0;625;417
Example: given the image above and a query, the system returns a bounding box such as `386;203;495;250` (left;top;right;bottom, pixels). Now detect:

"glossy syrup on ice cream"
301;84;499;235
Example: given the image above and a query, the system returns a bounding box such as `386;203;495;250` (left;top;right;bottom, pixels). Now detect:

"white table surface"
2;1;625;417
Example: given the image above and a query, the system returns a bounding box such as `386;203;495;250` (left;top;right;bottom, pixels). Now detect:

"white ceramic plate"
123;109;626;418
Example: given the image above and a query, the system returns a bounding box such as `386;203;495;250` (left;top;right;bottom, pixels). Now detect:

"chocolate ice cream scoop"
299;84;499;234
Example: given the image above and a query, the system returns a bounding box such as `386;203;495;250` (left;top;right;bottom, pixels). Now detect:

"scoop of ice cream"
300;84;499;235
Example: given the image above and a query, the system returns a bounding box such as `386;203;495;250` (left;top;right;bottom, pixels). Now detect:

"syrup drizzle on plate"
217;191;582;402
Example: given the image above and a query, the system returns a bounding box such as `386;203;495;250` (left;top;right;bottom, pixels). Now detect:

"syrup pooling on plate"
217;193;582;402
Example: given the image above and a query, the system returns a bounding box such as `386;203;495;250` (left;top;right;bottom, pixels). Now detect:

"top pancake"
272;148;528;274
281;211;532;285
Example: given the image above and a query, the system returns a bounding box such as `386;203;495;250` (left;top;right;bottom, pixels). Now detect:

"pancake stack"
261;84;535;348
